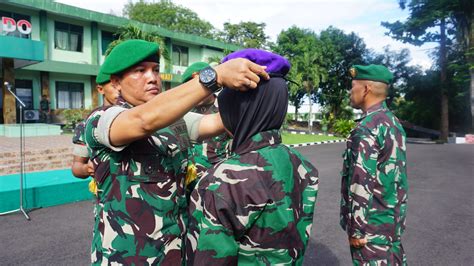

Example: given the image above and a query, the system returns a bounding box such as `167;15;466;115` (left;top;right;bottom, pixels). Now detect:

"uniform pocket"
128;152;175;183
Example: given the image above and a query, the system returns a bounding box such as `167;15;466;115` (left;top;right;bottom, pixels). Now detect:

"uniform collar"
116;96;134;109
357;101;387;122
233;130;282;155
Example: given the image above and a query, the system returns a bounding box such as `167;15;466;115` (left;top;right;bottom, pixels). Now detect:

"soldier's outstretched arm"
347;127;379;240
197;113;225;140
109;59;268;147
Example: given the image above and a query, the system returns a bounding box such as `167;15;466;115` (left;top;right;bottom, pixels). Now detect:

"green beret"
95;71;110;85
181;62;210;83
100;39;160;75
349;64;393;84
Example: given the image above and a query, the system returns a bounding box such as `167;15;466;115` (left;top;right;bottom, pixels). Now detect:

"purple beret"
221;48;291;76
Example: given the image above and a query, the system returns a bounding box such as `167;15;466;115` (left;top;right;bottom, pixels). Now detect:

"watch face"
200;68;215;83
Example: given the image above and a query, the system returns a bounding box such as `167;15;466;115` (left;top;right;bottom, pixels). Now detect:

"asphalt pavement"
0;143;473;265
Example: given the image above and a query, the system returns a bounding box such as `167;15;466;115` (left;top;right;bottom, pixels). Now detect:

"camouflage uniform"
187;102;231;191
187;130;319;265
72;121;89;158
84;98;190;265
340;101;408;265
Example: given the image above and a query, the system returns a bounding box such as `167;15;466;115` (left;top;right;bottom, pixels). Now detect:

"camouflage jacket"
340;101;408;244
187;130;319;265
84;100;190;265
72;107;104;158
187;103;232;187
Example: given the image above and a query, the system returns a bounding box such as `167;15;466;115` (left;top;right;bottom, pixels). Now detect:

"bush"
281;114;292;130
62;109;91;130
333;119;356;137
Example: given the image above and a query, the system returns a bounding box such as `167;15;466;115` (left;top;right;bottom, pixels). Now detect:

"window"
56;82;84;109
15;80;34;109
101;31;116;55
54;21;83;52
0;11;31;39
172;45;189;66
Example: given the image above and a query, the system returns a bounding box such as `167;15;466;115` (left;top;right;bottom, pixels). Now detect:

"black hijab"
218;77;288;151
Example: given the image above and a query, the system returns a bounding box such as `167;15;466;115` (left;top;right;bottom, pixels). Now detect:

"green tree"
273;26;328;130
123;0;215;39
394;70;441;130
382;0;473;140
316;27;367;120
218;21;269;49
273;27;312;117
105;24;170;65
369;46;419;105
393;44;471;134
444;43;471;133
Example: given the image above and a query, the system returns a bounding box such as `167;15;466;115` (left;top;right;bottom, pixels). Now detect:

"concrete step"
0;160;73;175
0;147;72;158
0;147;73;175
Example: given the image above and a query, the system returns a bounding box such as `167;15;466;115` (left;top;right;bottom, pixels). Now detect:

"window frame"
55;81;84;109
101;30;116;55
54;21;83;52
172;44;189;66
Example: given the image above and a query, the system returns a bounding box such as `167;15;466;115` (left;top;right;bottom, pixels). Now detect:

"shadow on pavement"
304;241;340;266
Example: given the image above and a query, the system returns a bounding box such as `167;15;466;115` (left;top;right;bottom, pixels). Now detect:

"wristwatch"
199;67;221;93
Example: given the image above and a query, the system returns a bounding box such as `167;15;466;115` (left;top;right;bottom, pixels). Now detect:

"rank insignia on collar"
349;67;357;78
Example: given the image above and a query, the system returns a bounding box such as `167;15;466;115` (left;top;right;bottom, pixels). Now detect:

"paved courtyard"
0;143;473;265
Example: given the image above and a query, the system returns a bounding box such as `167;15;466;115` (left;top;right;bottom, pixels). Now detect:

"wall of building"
171;41;203;75
202;47;225;63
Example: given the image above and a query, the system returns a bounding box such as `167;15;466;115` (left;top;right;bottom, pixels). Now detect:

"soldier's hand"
349;237;367;248
215;58;269;91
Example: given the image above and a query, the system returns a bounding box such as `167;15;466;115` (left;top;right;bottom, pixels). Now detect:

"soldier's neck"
362;98;386;113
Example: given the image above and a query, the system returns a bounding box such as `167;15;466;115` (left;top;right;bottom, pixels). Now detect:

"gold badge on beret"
349;67;357;78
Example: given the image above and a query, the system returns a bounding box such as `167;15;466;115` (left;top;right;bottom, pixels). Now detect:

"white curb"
286;130;334;137
285;139;346;148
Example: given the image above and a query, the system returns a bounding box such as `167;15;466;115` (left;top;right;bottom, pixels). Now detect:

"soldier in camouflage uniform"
181;62;232;194
71;72;118;179
340;64;408;265
83;40;269;264
187;49;319;265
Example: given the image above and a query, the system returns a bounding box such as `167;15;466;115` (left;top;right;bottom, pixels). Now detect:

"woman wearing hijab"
186;49;319;265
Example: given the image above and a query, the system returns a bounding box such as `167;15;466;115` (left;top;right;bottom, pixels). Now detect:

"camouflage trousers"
351;241;406;266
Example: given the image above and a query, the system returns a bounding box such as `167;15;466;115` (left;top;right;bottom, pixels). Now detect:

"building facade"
0;0;239;124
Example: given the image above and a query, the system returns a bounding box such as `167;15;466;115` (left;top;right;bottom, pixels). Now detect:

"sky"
56;0;437;69
56;0;437;113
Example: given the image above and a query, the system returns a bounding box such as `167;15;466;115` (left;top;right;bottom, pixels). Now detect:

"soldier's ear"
363;83;370;96
96;85;105;95
110;75;121;88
